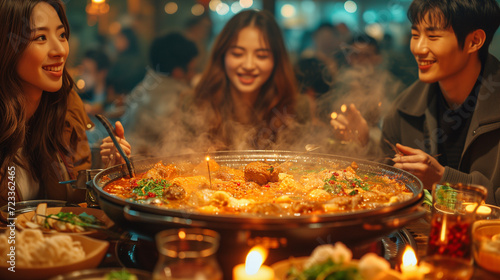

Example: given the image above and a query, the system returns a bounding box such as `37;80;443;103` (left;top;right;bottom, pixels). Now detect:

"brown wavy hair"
0;0;73;192
193;9;298;148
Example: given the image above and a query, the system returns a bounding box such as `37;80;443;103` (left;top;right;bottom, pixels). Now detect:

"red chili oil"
427;214;472;259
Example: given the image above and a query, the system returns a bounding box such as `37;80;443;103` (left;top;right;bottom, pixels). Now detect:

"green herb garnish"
288;258;362;280
44;212;102;229
132;178;171;197
105;270;138;280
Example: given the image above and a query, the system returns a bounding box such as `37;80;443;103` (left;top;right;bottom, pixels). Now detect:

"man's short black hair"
149;32;199;74
408;0;500;64
83;49;110;71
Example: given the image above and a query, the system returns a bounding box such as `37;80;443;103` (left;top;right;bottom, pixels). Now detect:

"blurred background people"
105;27;147;119
78;48;110;116
183;12;213;77
315;34;404;160
295;57;334;126
331;34;405;128
122;32;199;156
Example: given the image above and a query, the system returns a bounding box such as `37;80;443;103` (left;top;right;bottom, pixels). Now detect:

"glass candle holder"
153;228;223;280
472;204;500;274
421;183;487;280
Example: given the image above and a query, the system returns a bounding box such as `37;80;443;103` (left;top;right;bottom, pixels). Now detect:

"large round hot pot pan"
92;150;425;246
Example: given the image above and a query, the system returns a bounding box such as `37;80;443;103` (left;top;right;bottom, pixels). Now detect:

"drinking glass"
421;183;487;280
153;228;223;280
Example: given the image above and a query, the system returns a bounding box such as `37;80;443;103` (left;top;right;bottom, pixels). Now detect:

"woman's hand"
330;104;369;146
100;121;131;167
392;143;444;189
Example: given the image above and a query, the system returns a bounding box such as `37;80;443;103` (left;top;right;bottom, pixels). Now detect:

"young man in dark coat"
332;0;500;205
384;0;500;205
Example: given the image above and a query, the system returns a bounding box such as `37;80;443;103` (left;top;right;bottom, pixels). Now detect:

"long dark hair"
0;0;74;190
193;10;298;147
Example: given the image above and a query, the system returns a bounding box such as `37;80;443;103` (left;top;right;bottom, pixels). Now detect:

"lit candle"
340;104;347;113
233;246;275;280
206;156;212;188
331;112;338;120
401;246;428;280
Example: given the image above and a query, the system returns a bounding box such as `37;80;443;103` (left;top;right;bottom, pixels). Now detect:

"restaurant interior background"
66;0;500;70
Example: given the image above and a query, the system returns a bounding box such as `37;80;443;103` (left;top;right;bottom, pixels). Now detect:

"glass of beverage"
421;183;487;280
153;228;223;280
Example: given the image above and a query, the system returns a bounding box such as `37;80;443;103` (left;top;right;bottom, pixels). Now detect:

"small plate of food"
0;229;109;280
272;243;403;280
16;203;114;238
0;199;79;223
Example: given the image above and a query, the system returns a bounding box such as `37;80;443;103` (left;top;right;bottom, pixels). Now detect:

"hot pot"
92;151;425;278
91;150;425;244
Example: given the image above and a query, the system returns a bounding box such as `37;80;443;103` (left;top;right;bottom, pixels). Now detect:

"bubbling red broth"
103;159;413;216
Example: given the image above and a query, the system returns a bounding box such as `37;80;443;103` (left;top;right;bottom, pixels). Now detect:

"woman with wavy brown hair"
184;9;303;150
0;0;93;206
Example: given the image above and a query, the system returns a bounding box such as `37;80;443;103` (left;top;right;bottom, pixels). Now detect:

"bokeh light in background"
216;2;230;15
365;23;384;41
164;2;178;14
67;0;500;67
209;0;221;11
231;2;243;14
191;3;205;16
344;1;357;13
281;4;296;18
240;0;253;9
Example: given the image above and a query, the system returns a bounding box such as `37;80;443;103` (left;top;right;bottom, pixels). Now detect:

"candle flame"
245;246;267;275
92;0;105;3
402;245;417;267
206;156;210;162
178;230;186;239
331;112;338;119
440;216;447;242
341;104;347;113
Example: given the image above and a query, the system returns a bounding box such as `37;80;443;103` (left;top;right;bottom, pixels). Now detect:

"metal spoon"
95;114;135;177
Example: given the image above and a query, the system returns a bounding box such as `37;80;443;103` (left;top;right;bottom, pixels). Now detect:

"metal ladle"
95;114;135;177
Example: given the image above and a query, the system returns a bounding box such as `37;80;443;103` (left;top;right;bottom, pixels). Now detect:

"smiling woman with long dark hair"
0;0;93;206
187;9;303;150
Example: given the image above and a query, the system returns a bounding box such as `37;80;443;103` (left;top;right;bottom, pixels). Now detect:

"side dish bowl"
0;234;109;280
15;207;114;238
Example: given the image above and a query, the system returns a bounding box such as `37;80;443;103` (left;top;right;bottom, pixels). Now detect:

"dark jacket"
382;54;500;205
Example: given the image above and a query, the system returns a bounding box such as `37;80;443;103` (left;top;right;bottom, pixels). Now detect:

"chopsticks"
384;139;441;160
95;114;135;177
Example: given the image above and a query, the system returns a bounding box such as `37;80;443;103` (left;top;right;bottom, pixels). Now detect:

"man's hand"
392;143;444;189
